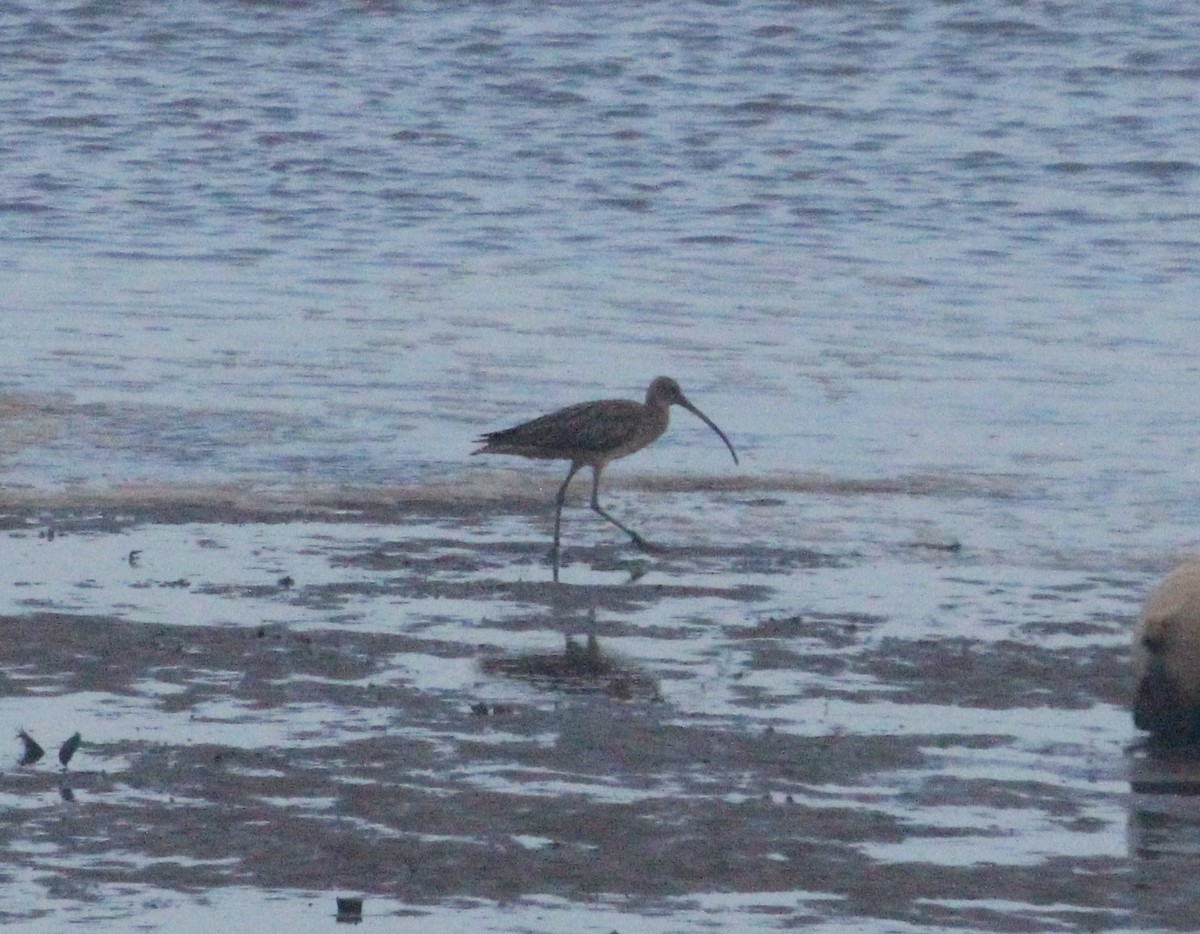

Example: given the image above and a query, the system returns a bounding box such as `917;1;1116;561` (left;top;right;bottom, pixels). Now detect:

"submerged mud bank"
0;498;1192;931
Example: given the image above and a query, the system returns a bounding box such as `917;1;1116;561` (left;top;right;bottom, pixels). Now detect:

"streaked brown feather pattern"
474;398;658;463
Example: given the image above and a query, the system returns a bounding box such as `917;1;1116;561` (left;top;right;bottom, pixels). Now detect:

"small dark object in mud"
278;575;295;589
469;702;514;716
336;896;363;924
60;786;76;803
17;729;44;766
58;732;82;768
128;549;142;566
481;634;659;700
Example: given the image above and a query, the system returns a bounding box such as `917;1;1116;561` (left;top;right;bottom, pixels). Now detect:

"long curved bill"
681;400;739;465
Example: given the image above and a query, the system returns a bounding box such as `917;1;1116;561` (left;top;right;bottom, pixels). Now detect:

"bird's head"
645;376;738;465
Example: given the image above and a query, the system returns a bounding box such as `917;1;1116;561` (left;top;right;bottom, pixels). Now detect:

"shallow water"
2;1;1199;498
2;0;1200;929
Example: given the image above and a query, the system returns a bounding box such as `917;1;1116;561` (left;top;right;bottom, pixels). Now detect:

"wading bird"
473;377;738;579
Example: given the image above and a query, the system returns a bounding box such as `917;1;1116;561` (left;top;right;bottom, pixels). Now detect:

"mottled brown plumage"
474;377;738;578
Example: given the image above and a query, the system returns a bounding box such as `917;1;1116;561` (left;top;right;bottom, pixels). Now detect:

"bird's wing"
476;399;643;458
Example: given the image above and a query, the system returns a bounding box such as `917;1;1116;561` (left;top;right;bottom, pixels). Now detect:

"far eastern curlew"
473;376;738;578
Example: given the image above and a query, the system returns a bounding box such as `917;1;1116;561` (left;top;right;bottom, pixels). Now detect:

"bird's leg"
589;466;654;551
551;462;582;579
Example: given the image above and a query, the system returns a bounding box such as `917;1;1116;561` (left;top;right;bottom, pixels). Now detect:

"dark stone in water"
59;732;82;768
336;896;363;924
18;729;44;766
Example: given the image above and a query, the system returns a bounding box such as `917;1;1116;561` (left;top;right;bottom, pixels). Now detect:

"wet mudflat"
0;490;1190;931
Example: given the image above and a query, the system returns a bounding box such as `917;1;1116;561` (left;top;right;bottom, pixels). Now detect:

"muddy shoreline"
0;501;1191;930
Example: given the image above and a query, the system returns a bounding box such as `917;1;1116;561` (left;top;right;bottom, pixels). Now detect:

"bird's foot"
629;534;664;554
